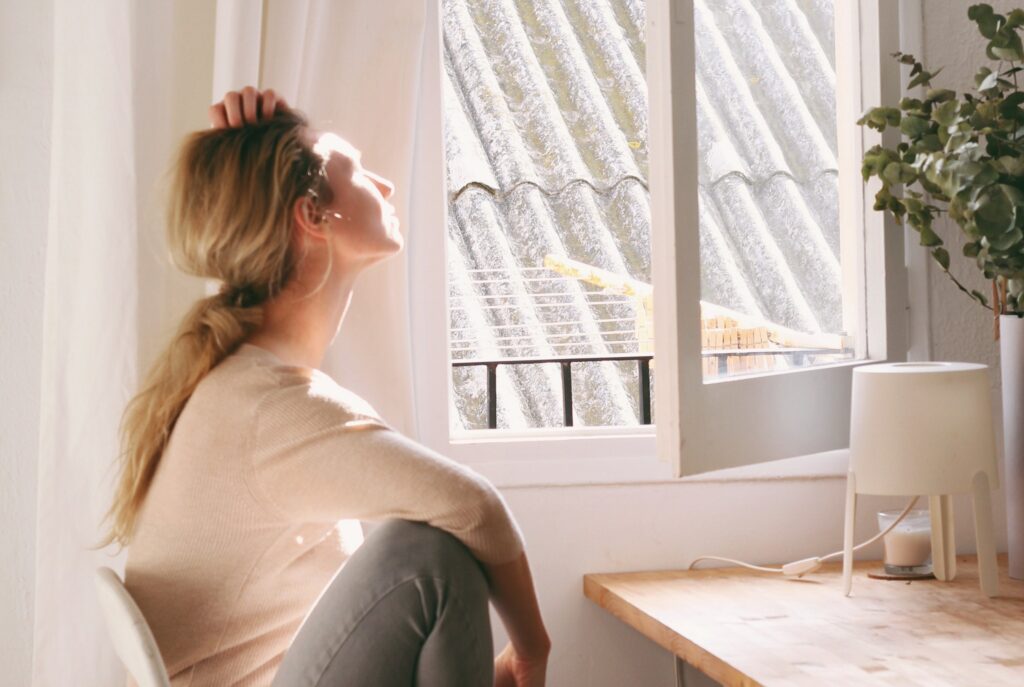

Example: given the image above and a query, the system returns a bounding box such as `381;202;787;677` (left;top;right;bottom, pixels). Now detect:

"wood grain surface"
584;555;1024;686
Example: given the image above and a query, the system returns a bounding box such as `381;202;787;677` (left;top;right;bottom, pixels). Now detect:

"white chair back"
94;566;171;687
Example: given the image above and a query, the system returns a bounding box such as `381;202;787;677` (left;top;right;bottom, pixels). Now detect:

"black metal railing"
453;352;653;429
453;347;848;430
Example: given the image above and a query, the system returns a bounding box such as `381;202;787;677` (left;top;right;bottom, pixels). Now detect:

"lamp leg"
972;471;1000;598
929;494;957;581
843;474;856;597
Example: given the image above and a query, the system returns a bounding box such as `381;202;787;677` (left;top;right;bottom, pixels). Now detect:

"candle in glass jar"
877;509;932;572
883;528;931;566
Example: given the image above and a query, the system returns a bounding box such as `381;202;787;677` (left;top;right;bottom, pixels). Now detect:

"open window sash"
650;0;907;478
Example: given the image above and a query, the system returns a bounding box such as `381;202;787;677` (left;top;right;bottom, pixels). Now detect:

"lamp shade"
849;362;999;496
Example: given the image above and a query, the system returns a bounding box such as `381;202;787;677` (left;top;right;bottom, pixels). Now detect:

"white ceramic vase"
1000;313;1024;580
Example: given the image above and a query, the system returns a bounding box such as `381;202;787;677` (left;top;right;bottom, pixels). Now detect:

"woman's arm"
484;551;551;687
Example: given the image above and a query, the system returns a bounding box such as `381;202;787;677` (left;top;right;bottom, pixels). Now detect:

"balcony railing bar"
456;353;654;429
451;330;644;345
454;348;849;429
450;341;653;354
459;266;566;272
450;300;634;311
462;277;603;285
449;316;637;333
447;293;622;302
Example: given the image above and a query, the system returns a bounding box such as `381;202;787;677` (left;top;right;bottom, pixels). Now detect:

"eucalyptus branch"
857;3;1024;333
939;263;995;312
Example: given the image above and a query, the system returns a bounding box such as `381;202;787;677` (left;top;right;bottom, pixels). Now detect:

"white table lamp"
843;362;1000;597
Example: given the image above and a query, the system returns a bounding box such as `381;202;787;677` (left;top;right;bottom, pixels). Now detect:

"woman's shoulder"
233;348;392;437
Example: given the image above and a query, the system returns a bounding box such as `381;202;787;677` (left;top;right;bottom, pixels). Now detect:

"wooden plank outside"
584;555;1024;686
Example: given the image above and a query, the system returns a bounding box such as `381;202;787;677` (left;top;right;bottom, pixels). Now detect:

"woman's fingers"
260;88;277;119
208;102;228;129
223;91;243;127
241;86;258;124
209;87;288;129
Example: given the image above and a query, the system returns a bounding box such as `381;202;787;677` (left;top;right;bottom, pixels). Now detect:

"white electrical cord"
688;496;921;578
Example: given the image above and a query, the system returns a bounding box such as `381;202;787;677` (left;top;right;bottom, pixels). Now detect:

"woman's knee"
368;520;487;592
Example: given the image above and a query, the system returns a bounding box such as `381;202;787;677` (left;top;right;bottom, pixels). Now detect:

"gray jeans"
270;519;494;687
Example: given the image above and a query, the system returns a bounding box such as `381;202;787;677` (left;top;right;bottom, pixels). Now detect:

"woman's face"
309;131;403;264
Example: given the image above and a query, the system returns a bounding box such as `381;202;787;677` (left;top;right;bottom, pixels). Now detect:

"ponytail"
98;110;331;549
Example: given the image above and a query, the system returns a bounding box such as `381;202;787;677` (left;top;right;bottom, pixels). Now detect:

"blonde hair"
99;109;335;550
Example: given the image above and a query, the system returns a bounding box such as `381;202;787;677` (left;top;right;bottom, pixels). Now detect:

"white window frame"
410;0;910;486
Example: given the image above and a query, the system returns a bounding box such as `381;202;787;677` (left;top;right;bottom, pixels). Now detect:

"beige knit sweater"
124;343;525;686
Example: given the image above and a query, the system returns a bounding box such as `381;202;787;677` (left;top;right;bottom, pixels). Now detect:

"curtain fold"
32;1;138;685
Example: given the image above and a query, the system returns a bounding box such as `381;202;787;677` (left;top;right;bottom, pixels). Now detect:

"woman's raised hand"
208;86;289;129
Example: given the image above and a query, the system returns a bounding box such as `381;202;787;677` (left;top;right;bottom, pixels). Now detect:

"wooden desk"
584;555;1024;686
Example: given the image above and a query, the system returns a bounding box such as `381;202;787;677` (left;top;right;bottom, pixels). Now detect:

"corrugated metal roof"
443;0;841;430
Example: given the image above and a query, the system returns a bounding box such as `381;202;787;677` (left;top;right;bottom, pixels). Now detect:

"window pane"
694;0;858;380
443;0;652;431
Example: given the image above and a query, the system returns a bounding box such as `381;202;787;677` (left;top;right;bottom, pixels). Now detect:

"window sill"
474;446;849;490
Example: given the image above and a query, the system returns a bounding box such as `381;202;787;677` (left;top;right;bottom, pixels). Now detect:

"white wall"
0;2;1009;687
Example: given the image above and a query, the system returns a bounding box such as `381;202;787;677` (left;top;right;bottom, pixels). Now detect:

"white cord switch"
782;557;823;578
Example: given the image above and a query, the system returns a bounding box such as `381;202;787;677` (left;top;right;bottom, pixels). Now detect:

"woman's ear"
292;196;328;242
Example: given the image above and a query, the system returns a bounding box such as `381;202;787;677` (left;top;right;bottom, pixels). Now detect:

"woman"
103;86;550;687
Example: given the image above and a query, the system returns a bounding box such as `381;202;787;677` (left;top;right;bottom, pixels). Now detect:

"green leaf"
882;161;918;185
969;4;1000;39
858;106;901;131
973;164;1000;187
991;31;1024;61
976;66;993;86
932;246;951;270
900;115;931;138
900;97;924;112
974;183;1021;237
932;99;959;127
991;228;1024;251
997;155;1024;175
919;225;944;246
979;69;1000;91
964;241;982;257
910;68;945;90
1000;91;1024;121
916;134;943;152
971;289;991;306
925;87;955;103
862;146;888;180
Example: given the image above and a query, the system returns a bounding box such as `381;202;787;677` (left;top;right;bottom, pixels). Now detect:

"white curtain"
259;0;429;437
32;1;137;685
32;1;433;684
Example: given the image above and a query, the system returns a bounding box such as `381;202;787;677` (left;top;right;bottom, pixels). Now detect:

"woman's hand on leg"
208;86;288;128
494;641;548;687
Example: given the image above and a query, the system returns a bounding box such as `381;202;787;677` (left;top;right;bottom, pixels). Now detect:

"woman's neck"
245;270;359;369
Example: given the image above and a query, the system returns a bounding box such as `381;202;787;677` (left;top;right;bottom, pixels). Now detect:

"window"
443;0;654;432
409;0;909;484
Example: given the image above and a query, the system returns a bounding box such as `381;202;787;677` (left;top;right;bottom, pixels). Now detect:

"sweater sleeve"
247;366;525;565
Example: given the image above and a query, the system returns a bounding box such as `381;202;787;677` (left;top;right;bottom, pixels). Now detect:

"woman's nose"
369;172;395;199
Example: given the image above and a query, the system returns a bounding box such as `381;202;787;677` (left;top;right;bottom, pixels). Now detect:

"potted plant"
858;2;1024;579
